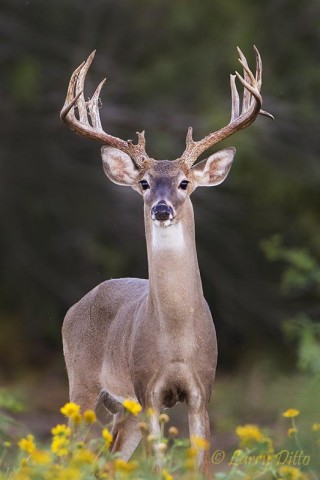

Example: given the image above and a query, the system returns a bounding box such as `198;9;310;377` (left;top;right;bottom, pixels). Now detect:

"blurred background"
1;0;320;449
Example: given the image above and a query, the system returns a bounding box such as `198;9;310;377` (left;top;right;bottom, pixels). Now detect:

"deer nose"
151;201;174;222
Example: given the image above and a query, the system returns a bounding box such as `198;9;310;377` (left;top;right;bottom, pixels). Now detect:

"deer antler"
182;46;274;168
60;51;149;169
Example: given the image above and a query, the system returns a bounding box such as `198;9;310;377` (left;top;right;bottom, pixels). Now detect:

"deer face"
136;160;191;227
101;146;235;227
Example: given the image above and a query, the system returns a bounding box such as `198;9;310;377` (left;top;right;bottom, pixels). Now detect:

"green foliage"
283;316;320;376
10;56;40;108
0;389;24;414
1;0;320;370
262;235;320;293
0;390;25;462
262;236;320;375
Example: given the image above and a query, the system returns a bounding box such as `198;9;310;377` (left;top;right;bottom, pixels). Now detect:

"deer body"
61;48;272;476
63;157;219;469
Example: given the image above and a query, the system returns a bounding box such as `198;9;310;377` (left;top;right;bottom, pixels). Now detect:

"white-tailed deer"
61;47;272;476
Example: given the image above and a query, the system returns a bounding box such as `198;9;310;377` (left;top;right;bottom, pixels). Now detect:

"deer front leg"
111;412;142;460
100;392;142;460
145;385;165;471
188;400;212;478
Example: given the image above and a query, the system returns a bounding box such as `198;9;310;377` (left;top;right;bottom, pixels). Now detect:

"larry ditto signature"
211;449;311;467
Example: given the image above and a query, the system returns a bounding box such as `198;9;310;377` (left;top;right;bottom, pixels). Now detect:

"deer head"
60;48;272;227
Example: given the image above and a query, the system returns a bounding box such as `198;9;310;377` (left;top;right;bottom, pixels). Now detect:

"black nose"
152;202;174;221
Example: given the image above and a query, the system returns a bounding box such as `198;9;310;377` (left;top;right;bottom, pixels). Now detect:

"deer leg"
148;409;161;439
146;408;165;473
69;381;101;412
111;411;142;460
66;381;101;440
99;391;141;459
145;386;164;470
188;404;212;478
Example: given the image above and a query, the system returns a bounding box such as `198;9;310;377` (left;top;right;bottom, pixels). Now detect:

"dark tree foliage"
1;0;319;373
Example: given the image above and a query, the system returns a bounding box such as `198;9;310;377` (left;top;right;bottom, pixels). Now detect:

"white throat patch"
152;222;185;251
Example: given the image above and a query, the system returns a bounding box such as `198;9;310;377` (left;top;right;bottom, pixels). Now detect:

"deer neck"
144;199;204;323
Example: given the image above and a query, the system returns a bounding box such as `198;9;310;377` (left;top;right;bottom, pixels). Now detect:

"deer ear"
192;147;236;187
101;146;141;186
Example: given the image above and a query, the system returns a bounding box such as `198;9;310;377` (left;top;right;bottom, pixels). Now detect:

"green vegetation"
1;2;320;478
1;399;320;479
262;236;320;377
1;0;320;370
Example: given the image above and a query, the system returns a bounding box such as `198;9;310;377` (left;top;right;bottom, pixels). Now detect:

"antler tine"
230;74;240;122
254;45;273;120
132;130;146;150
86;78;106;129
237;47;253;111
76;50;96;124
60;51;149;169
60;61;85;121
182;46;273;169
254;45;262;90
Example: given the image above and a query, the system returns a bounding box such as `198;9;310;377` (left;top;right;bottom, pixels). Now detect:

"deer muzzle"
151;201;174;223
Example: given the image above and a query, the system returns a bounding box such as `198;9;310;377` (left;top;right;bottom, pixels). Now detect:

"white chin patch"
152;221;185;250
153;219;172;227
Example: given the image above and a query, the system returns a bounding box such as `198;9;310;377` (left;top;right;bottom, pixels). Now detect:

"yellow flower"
14;466;31;480
51;436;70;457
55;466;82;480
191;435;209;451
278;465;306;480
185;446;197;470
83;409;97;424
159;413;170;424
146;407;155;417
312;423;320;431
60;402;81;418
31;450;51;465
154;442;167;453
235;424;272;451
168;426;179;436
71;412;82;424
123;398;142;416
186;447;197;458
138;421;149;433
18;435;36;454
236;424;264;442
288;427;297;437
114;458;138;472
51;424;71;437
72;448;96;465
102;428;113;447
185;458;196;469
162;468;173;480
282;409;300;418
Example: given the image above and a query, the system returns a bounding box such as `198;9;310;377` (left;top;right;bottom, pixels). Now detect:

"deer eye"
139;179;150;191
179;180;189;190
